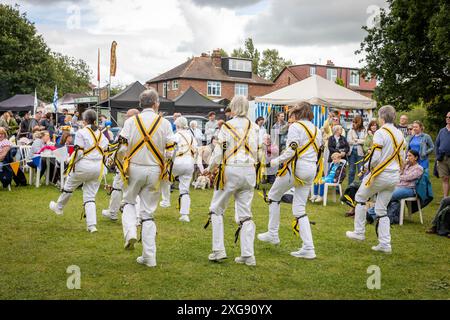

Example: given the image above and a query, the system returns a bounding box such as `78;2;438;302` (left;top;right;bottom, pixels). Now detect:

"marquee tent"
0;94;45;112
172;86;223;116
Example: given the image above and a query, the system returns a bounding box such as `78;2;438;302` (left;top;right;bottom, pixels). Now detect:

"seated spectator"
327;125;350;162
426;196;450;238
0;127;12;163
391;149;424;201
57;131;74;155
321;152;346;184
28;131;57;182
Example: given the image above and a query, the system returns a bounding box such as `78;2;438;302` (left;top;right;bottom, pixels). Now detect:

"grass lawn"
0;173;449;300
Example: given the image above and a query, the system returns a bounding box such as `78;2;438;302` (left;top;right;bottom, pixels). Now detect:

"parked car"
164;115;209;144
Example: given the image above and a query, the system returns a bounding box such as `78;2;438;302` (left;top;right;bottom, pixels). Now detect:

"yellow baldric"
176;132;195;158
364;127;405;187
214;119;253;190
122;115;164;179
277;121;321;186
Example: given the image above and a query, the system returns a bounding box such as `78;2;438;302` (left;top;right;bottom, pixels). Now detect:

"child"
321;152;346;184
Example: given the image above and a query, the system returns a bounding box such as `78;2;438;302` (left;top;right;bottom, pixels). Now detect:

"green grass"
0;173;449;300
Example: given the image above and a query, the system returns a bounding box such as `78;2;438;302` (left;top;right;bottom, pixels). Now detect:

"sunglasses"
446;116;450;119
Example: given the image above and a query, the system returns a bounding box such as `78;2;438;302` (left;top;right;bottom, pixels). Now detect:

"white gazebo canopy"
256;74;376;110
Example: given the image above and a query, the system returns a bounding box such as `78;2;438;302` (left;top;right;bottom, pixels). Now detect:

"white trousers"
293;160;317;251
108;172;123;218
161;158;194;216
56;159;103;228
354;170;399;248
209;166;256;257
122;164;161;261
265;171;294;236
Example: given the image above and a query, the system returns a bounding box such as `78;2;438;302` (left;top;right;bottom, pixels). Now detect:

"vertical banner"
110;41;117;77
97;48;101;83
34;89;38;115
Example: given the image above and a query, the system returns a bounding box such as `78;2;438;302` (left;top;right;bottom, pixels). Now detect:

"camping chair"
323;159;347;207
399;196;423;226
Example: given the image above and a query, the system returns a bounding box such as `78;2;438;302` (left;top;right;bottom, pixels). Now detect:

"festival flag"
110;41;117;77
9;162;20;176
33;89;38;115
32;156;42;170
97;48;101;83
52;85;58;113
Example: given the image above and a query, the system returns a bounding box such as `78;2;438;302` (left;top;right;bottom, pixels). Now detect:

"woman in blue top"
408;120;434;170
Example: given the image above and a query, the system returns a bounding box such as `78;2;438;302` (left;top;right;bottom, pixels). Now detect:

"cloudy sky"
6;0;388;87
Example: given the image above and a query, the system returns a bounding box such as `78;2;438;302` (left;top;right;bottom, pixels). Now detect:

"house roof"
147;56;273;86
273;64;363;83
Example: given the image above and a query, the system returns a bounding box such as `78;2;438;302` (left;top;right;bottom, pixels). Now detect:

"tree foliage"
0;4;92;103
357;0;450;131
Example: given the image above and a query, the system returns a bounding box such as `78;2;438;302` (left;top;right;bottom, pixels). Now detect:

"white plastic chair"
19;146;33;184
323;159;347;206
399;196;423;226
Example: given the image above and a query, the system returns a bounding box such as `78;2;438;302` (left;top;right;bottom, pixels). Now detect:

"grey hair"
175;116;188;129
230;95;249;117
82;109;97;125
378;105;396;124
139;88;159;109
190;120;198;128
332;124;343;135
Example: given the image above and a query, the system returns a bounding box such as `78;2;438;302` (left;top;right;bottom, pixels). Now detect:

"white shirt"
74;125;109;161
258;125;267;144
369;123;406;172
120;109;175;166
271;120;322;166
205;120;218;142
175;129;198;159
209;117;261;168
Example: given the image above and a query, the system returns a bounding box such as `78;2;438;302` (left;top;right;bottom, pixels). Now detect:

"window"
207;81;221;96
235;83;248;97
350;70;360;86
162;82;167;98
172;80;179;90
229;59;252;72
167;81;171;91
327;68;337;82
310;66;316;75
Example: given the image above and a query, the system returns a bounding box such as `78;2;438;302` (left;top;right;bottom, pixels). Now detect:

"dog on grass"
193;174;211;190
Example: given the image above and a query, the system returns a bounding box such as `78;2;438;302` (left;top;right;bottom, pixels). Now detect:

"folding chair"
399;196;423;226
19;145;33;184
323;159;347;206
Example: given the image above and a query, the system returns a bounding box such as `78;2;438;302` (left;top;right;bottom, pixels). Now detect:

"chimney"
211;49;222;68
326;60;335;66
201;52;209;57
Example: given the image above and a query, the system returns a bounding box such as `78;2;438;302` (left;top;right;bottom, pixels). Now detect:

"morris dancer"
49;109;109;233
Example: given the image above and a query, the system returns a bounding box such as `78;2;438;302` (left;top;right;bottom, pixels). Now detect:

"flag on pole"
110;41;117;77
33;89;38;115
97;48;101;83
52;85;58;113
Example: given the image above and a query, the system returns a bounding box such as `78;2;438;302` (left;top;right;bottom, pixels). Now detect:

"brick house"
272;60;377;98
146;49;273;102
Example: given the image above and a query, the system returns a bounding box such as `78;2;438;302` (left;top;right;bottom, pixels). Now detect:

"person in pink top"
391;149;423;201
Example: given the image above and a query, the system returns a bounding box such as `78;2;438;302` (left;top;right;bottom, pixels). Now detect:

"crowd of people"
1;92;449;268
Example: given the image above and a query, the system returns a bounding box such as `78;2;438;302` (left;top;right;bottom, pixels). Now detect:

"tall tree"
357;0;450;132
0;4;92;102
259;49;293;81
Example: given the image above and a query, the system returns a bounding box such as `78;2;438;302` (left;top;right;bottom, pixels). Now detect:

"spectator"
390;149;424;201
58;109;69;126
262;133;279;184
0;127;11;162
28;131;56;181
205;111;218;144
57;131;75;155
0;111;19;137
18;112;32;139
327;125;350;162
171;112;181;132
189;120;204;146
397;114;409;137
256;117;266;144
426;196;450;238
435;111;450;198
30;111;42;130
72;111;79;123
40;112;55;136
99;114;107;129
272;112;288;150
363;119;379;154
347;115;367;184
408;120;434;170
321;152;346;184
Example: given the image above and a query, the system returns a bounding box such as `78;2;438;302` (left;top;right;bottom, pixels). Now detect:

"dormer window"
229;59;252;72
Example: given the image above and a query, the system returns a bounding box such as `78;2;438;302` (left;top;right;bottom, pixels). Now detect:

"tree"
259;49;293;82
0;4;92;102
357;0;450;132
219;49;229;57
335;78;345;87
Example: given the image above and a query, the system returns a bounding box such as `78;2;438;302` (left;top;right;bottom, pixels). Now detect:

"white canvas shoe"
346;231;365;241
208;250;227;261
235;256;256;266
257;232;280;245
102;210;118;221
290;249;316;260
124;238;137;250
179;215;190;222
313;196;323;203
309;195;318;202
159;201;171;208
371;244;392;254
136;256;156;267
87;225;98;233
49;201;63;216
